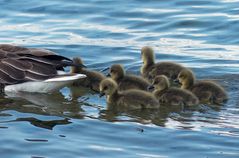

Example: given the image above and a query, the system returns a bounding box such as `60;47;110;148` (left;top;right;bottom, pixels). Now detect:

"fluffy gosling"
149;75;199;106
108;64;150;91
177;68;228;104
141;46;185;82
71;57;106;92
99;78;159;109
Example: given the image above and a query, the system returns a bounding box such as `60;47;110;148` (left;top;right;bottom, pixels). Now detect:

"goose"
148;75;199;106
140;46;185;83
0;44;86;93
99;78;159;109
70;57;106;92
108;64;150;91
177;68;228;104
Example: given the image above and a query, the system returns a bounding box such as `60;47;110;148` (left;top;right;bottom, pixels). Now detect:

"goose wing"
0;57;58;85
0;44;84;87
0;44;75;70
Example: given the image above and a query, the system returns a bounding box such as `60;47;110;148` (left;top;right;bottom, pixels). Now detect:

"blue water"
0;0;239;157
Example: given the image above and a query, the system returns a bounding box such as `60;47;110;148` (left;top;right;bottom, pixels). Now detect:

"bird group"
71;46;228;109
0;44;228;109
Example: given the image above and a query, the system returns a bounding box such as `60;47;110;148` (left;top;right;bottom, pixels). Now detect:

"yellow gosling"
99;78;159;110
141;46;185;83
177;68;228;104
71;57;106;92
149;75;199;106
108;64;150;91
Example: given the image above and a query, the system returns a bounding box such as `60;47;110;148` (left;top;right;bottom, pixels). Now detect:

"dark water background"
0;0;239;157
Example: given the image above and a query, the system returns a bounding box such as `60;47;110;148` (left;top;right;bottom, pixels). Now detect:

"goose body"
0;44;86;93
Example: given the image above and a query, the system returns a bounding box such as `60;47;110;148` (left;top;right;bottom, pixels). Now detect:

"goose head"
71;57;85;73
108;64;124;81
99;78;118;97
177;69;195;89
149;75;170;91
141;46;155;66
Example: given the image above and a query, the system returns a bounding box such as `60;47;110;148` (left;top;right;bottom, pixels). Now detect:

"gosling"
149;75;199;106
177;68;228;104
71;57;106;92
141;46;185;82
99;78;159;109
108;64;150;91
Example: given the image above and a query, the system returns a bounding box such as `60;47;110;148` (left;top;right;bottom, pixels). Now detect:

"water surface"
0;0;239;157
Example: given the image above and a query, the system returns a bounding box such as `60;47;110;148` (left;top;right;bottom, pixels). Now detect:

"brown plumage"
177;68;228;104
149;75;199;106
99;78;159;110
108;64;150;91
0;44;81;86
71;57;106;92
140;46;185;82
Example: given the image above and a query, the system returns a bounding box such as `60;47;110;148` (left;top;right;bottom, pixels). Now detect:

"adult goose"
0;44;86;93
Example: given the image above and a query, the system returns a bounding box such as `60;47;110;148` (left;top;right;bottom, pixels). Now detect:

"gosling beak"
147;85;155;91
65;61;87;68
174;79;181;85
99;92;105;97
79;63;87;68
148;75;154;80
106;73;111;77
73;63;87;68
100;67;110;72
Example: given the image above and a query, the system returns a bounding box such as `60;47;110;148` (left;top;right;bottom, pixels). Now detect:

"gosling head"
141;46;155;65
71;57;85;73
108;64;125;81
177;69;195;89
99;78;118;97
149;75;170;91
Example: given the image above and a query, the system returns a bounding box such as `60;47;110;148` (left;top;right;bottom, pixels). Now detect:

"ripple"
0;0;239;157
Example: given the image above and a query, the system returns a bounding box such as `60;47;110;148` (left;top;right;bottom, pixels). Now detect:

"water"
0;0;239;157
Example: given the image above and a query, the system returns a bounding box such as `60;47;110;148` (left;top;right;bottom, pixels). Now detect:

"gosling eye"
110;70;114;73
103;86;108;91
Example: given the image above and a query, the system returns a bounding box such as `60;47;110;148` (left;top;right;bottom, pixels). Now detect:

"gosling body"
151;75;198;106
140;46;185;82
99;78;159;110
109;64;150;91
178;69;228;104
71;57;105;92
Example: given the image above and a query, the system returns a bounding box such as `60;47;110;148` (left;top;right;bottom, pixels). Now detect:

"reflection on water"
1;0;239;157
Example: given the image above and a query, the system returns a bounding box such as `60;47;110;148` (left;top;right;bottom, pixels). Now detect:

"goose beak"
106;73;111;77
99;92;105;97
147;85;155;91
